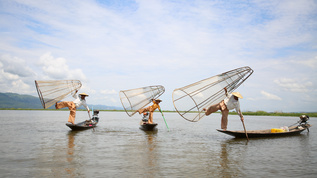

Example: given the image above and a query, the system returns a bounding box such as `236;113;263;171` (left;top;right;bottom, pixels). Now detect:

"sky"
0;0;316;112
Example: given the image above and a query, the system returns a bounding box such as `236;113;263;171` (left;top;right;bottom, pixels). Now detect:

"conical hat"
155;99;162;103
232;92;243;99
79;93;89;96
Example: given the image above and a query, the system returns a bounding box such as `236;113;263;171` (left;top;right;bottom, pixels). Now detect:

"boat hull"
139;122;158;131
66;121;97;131
217;124;311;138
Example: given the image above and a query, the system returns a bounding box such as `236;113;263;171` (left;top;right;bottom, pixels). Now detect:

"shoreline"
1;108;316;117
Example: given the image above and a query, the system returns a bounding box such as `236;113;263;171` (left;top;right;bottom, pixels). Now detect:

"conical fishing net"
35;80;82;109
119;85;165;117
173;66;253;122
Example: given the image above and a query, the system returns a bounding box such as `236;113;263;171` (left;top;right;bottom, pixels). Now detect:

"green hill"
0;92;43;109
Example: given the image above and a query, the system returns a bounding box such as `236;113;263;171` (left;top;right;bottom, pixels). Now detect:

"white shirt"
73;93;89;111
224;93;242;116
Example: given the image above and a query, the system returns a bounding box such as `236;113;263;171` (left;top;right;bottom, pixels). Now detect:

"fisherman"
137;99;162;124
55;90;90;125
203;87;244;131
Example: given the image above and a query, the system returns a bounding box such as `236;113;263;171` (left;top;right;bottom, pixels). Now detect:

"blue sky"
0;0;316;112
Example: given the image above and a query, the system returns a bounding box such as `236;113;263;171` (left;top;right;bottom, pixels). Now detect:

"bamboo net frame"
119;85;165;117
172;66;253;122
35;80;82;109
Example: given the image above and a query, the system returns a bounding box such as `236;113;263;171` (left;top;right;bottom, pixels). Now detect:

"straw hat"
232;92;243;99
155;99;162;103
79;93;89;97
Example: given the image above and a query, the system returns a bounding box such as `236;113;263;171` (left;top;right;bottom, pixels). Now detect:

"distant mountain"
0;92;43;109
0;92;123;110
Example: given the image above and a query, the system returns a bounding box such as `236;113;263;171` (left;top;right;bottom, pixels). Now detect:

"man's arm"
224;87;228;96
72;90;78;98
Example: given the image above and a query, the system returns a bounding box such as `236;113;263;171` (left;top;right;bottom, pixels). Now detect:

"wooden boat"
217;124;311;138
66;110;100;131
139;120;158;131
66;120;97;131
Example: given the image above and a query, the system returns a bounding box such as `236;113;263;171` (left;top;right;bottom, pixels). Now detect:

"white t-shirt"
224;93;242;116
72;93;89;111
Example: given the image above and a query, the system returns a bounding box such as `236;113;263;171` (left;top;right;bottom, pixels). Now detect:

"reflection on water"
66;131;77;177
218;139;245;177
220;142;230;175
143;130;158;177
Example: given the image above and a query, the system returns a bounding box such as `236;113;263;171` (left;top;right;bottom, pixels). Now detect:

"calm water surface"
0;110;316;177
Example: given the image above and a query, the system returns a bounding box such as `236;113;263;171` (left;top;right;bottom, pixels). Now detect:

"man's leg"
204;103;221;116
56;101;69;109
68;102;76;124
137;106;150;114
148;112;153;124
221;108;229;130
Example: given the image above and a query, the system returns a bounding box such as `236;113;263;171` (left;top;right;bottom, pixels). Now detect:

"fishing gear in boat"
35;80;82;109
299;114;309;124
91;110;100;123
288;114;310;130
172;66;253;122
141;112;149;122
298;115;310;132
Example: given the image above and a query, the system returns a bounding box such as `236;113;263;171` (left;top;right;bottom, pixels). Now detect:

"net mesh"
119;85;165;117
35;80;82;109
172;66;253;122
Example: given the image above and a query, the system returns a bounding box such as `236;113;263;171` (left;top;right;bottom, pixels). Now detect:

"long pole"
159;109;169;130
241;120;249;141
89;106;94;131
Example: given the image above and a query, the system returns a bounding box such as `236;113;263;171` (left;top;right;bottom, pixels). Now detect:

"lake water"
0;110;316;177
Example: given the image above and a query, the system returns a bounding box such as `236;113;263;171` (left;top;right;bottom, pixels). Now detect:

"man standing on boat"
203;87;244;130
55;90;90;125
137;99;162;124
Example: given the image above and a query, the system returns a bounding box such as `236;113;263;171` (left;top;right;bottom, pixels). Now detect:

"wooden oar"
241;120;249;141
159;109;169;130
88;108;94;131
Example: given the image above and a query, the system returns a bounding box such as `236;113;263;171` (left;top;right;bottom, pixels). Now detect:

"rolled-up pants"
56;101;76;124
205;100;229;130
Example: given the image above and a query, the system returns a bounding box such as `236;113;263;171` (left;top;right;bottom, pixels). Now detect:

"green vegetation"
1;108;316;117
231;111;317;117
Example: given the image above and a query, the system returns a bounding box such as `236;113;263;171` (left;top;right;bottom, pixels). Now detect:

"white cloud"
261;91;282;101
0;54;34;78
100;89;117;95
38;52;87;81
0;69;19;81
274;78;313;93
0;54;35;93
11;79;30;91
290;56;317;69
